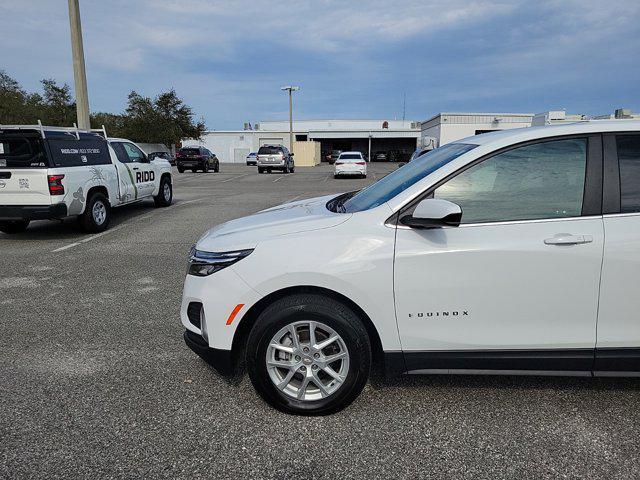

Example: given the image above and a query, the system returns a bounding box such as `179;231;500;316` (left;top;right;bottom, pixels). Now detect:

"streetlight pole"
68;0;90;129
280;86;299;151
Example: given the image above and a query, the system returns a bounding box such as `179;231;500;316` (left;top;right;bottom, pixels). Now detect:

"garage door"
259;138;285;146
233;148;249;163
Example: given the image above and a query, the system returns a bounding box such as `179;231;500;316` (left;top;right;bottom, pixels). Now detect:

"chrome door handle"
544;234;593;245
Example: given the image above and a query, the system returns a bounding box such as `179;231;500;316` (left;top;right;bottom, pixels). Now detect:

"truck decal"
136;171;155;183
123;164;139;200
68;187;85;215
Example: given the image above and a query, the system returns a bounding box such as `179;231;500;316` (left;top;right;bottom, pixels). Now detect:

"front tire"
203;162;210;173
214;161;219;173
258;167;264;174
79;192;110;233
246;294;371;415
154;175;173;207
0;220;30;234
177;166;185;173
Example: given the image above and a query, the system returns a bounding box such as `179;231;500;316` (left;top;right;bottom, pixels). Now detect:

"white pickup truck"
0;125;173;233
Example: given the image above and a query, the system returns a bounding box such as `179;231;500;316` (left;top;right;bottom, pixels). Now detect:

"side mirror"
400;199;462;229
290;152;294;157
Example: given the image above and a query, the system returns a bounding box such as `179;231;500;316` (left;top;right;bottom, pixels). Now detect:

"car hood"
196;193;350;251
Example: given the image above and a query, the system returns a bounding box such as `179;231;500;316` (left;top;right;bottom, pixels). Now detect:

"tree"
0;70;205;147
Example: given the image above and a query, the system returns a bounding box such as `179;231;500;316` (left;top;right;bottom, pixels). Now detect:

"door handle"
132;167;140;170
544;234;593;245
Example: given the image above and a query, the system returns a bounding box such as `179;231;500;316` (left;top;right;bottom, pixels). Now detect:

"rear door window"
48;137;111;167
0;134;49;168
618;135;640;213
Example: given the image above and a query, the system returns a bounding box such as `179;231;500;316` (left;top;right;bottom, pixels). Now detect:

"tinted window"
48;138;111;167
0;134;49;168
258;146;282;154
342;143;477;213
434;138;587;223
618;135;640;213
180;148;200;155
339;154;362;160
122;142;146;163
111;142;130;163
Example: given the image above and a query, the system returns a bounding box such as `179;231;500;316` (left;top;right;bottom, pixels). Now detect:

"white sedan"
334;151;367;178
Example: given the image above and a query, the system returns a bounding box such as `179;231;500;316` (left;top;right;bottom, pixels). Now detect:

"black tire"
78;192;110;233
291;165;295;173
334;174;339;179
214;161;219;173
177;166;185;173
283;164;289;174
258;167;264;174
203;162;210;173
267;169;272;174
0;220;30;234
154;175;173;207
246;294;371;416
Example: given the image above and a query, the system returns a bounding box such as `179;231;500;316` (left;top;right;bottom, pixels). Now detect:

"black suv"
175;146;219;173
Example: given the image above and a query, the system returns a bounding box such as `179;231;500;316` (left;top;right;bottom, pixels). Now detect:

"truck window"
122;143;146;163
48;138;111;167
0;133;50;168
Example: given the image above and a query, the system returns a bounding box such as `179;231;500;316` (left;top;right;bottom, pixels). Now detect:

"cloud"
0;0;638;127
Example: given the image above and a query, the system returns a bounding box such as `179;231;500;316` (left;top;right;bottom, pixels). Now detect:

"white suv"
0;125;172;233
181;120;640;415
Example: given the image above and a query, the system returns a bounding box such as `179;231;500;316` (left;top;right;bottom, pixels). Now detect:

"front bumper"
0;203;67;221
183;330;235;376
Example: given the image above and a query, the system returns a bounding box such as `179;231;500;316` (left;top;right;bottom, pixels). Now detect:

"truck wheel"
177;166;185;173
79;192;110;233
246;294;371;415
0;220;30;234
154;175;173;207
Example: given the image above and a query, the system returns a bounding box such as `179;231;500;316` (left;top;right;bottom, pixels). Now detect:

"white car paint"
334;151;367;177
181;120;640;375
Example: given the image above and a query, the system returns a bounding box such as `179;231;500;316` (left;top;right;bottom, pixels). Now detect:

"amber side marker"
226;304;245;325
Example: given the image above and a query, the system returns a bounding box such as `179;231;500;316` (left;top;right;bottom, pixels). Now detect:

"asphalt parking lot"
2;162;640;479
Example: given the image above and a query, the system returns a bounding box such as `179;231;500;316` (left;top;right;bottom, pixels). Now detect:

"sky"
1;0;639;129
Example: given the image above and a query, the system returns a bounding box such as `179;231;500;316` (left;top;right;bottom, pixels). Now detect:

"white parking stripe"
272;175;288;183
219;173;250;183
51;199;205;253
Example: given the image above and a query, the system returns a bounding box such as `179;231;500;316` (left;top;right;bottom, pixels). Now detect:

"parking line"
51;199;205;253
220;173;250;183
272;175;288;183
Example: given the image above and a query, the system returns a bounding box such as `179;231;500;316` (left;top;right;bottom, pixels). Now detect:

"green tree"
39;78;76;126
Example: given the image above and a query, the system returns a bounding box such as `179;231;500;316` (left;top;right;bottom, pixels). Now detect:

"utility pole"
280;86;299;150
68;0;90;129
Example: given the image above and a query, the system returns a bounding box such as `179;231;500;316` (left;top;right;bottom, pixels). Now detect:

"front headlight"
188;246;254;276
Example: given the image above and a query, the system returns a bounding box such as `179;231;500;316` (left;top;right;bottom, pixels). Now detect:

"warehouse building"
182;119;420;163
419;112;534;149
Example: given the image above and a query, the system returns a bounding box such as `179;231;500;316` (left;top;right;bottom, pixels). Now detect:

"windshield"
340;143;477;213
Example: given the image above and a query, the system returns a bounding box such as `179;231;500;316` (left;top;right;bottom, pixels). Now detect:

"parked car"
373;151;388;161
181;119;640;415
334;151;367;178
329;150;343;164
149;151;175;165
256;145;294;174
0;125;173;234
246;152;258;166
175;146;219;173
